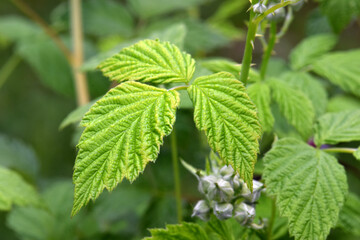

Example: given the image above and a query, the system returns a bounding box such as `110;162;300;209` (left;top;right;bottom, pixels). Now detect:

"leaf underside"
72;81;179;216
188;72;261;190
98;39;195;84
263;138;347;240
314;110;360;146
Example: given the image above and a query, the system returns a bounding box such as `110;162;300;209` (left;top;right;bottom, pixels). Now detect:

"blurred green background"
0;0;360;239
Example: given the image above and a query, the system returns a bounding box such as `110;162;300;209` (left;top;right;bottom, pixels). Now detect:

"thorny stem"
0;54;21;89
323;148;357;154
240;11;257;86
260;21;277;80
171;129;182;223
70;0;90;106
10;0;73;63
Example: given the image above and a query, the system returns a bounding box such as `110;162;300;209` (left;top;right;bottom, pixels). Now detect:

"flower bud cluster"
191;164;264;227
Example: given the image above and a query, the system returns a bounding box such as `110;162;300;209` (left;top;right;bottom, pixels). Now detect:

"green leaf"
72;81;179;216
337;193;360;236
59;98;98;129
280;71;328;117
98;39;195;84
144;222;208;240
327;95;360;113
188;72;261;189
311;50;360;97
0;166;41;211
17;33;74;97
0;16;40;43
7;207;55;240
320;0;360;33
263;138;348;240
290;33;337;70
268;79;315;139
354;147;360;160
201;58;260;82
82;23;187;71
314;110;360;146
0;134;38;179
129;0;206;19
82;0;134;37
248;82;274;133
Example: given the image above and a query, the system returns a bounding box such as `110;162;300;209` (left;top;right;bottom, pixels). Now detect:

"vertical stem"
0;55;21;89
70;0;90;106
240;12;258;86
260;22;277;80
267;198;276;240
171;128;182;223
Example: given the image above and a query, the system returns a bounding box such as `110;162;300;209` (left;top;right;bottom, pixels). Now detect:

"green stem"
260;21;277;80
323;148;357;154
240;12;258;86
169;85;188;91
0;55;21;89
171;128;182;222
267;198;276;240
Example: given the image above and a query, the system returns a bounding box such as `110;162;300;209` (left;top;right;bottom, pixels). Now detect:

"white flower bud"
192;200;210;221
253;3;267;14
234;203;256;225
198;175;218;196
241;180;264;203
213;202;234;220
292;0;304;11
219;165;234;180
214;178;234;202
266;4;285;22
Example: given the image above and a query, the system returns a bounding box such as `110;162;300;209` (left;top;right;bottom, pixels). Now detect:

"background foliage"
0;0;360;239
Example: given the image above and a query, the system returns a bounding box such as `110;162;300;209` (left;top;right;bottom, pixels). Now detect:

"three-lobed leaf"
263;138;347;240
314;110;360;146
72;81;179;216
188;72;261;190
98;39;195;84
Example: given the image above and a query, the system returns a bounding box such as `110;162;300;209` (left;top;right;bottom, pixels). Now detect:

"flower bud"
234;203;256;225
213;202;233;220
241;180;264;203
219;165;234;181
292;0;304;11
230;174;241;191
253;3;267;14
192;200;211;221
198;175;218;196
214;178;234;202
266;4;285;22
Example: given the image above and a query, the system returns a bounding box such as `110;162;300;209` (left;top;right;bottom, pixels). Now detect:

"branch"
70;0;90;105
10;0;73;64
